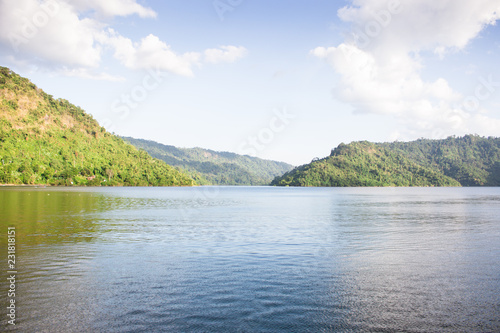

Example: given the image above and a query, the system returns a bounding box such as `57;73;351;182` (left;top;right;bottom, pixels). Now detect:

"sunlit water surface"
1;186;499;332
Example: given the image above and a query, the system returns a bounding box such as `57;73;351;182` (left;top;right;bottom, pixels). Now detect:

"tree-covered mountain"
273;136;500;187
0;67;194;186
380;135;500;186
272;141;461;187
123;137;294;185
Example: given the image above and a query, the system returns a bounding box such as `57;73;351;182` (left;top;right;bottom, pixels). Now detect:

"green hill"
123;137;294;185
0;67;194;186
380;135;500;186
273;136;500;187
272;141;462;187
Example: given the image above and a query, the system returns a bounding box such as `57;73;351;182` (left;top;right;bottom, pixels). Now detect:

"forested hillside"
273;136;500;187
272;141;461;187
381;135;500;186
124;137;294;185
0;67;194;186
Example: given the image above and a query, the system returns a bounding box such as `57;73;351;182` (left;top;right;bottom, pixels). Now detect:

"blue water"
1;186;499;332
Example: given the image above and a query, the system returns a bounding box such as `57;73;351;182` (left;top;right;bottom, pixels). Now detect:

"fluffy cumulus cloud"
0;0;246;79
104;33;247;77
0;0;103;68
337;0;500;55
312;0;500;139
105;32;202;77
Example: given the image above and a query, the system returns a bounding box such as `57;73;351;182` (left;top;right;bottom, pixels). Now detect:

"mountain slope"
272;141;461;187
0;67;194;186
380;135;500;186
123;136;294;185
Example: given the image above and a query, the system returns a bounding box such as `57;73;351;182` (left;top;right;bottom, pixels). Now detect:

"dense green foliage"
0;67;194;186
380;135;500;186
272;141;462;187
273;136;500;187
124;137;294;185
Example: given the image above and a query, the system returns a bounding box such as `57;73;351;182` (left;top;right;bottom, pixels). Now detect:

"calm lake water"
1;186;499;332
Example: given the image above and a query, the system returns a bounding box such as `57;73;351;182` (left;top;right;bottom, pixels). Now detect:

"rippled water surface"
1;186;499;332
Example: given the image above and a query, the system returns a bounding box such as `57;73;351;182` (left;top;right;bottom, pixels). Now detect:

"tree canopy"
271;137;500;187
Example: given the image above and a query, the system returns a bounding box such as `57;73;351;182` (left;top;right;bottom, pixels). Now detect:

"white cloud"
0;0;102;68
338;0;500;55
0;0;246;79
204;46;247;64
104;33;248;76
105;32;201;77
312;0;500;138
311;44;458;115
66;0;157;18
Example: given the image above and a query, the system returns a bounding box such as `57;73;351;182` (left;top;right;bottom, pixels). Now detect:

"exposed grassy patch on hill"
0;67;194;186
124;137;294;185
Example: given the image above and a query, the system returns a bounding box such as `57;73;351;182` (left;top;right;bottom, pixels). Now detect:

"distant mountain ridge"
272;136;500;187
0;67;194;186
123;136;294;185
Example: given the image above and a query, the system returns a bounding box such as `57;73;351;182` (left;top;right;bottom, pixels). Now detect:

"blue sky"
1;0;500;165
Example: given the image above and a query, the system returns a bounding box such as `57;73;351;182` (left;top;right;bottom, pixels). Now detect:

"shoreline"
0;183;199;188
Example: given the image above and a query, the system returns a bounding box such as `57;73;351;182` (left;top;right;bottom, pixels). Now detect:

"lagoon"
1;186;499;332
